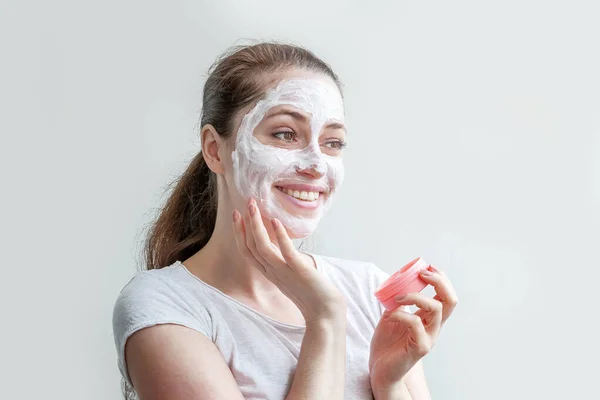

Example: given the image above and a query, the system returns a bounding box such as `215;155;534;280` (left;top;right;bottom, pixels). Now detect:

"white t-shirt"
112;254;390;400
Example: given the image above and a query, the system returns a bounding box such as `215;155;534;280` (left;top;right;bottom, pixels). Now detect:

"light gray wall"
1;1;598;399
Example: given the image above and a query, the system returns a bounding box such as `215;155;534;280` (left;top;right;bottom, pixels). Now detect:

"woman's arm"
371;361;429;400
405;360;432;400
372;379;412;400
125;324;245;400
125;316;347;400
286;314;347;400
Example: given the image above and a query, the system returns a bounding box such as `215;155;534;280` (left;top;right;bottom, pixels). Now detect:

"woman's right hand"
232;198;346;324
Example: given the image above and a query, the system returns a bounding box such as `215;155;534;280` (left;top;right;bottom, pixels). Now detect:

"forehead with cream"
242;78;345;139
231;78;346;237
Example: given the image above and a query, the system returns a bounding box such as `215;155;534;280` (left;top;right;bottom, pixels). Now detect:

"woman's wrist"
371;378;411;400
302;296;347;326
304;307;347;334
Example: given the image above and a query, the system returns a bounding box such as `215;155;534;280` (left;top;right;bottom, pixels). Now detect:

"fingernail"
271;219;279;229
249;203;256;216
232;209;240;222
248;198;253;206
420;269;433;276
395;294;407;301
429;264;440;273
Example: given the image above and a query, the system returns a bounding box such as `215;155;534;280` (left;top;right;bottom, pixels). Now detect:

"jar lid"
375;257;429;300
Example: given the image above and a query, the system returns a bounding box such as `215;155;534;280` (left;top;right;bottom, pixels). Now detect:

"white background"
1;1;598;399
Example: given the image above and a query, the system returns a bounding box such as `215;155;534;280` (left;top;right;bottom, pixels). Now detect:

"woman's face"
224;70;346;238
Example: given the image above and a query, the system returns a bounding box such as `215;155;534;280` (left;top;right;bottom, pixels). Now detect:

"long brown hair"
142;41;342;271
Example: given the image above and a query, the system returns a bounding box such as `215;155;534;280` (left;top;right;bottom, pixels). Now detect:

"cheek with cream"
231;78;345;238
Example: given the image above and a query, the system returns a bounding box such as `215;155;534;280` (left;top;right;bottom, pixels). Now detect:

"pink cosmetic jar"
374;257;430;311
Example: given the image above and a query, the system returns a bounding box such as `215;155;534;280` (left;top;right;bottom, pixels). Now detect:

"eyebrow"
265;108;347;132
265;108;308;121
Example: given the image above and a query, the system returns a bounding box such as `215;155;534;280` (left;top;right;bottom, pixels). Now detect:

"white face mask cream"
231;78;345;237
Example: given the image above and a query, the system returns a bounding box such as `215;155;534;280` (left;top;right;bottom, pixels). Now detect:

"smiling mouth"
275;186;323;202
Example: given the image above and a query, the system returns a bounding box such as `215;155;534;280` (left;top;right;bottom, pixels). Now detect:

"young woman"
112;42;458;400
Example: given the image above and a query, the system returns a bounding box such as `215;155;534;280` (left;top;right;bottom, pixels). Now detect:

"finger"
394;293;443;337
271;218;300;265
419;266;458;322
386;307;431;358
231;209;266;274
430;264;449;278
243;210;266;267
247;199;283;265
381;304;409;319
385;306;422;326
394;293;440;313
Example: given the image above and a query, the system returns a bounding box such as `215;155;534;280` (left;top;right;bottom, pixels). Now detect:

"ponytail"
144;153;216;270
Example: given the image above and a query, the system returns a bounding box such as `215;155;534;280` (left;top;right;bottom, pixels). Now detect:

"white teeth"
277;187;320;202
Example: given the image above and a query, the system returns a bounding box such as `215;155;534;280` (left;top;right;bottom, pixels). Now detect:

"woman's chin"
284;222;317;240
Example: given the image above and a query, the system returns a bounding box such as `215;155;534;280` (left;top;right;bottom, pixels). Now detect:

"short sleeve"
112;271;212;387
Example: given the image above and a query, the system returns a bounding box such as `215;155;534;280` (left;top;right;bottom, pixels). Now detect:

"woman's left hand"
369;265;458;393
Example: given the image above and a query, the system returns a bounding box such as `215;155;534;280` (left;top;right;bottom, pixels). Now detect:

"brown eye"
273;131;297;142
322;140;347;150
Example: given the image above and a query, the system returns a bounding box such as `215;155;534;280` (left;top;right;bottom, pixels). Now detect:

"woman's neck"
183;203;316;326
182;207;283;300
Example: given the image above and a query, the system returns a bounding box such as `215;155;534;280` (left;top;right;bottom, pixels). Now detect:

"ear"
201;124;225;174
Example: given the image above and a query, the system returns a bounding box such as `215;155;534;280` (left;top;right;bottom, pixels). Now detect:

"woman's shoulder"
112;262;213;345
113;262;192;306
111;262;215;388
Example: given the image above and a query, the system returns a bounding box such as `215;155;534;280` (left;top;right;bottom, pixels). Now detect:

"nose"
295;165;324;180
295;144;327;178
